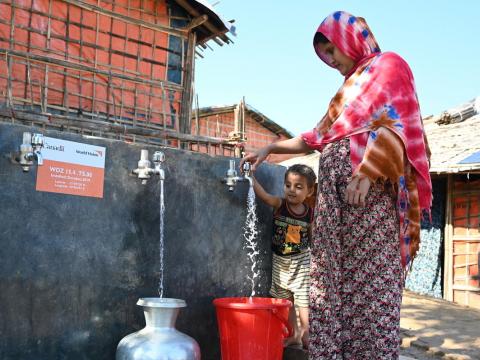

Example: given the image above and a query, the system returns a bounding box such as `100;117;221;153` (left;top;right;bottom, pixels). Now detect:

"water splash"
244;184;260;297
158;179;165;298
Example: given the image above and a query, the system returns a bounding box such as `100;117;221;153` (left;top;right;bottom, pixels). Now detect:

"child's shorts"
269;250;310;308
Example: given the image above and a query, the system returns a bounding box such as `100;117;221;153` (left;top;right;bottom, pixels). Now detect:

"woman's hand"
240;146;271;172
345;176;371;206
240;136;311;172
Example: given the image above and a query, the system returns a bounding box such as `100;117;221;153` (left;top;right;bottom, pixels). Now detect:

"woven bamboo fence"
0;0;235;155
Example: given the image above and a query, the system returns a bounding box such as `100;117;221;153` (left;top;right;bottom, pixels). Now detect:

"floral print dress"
309;139;403;359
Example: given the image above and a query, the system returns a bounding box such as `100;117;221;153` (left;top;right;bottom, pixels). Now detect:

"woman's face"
315;42;355;76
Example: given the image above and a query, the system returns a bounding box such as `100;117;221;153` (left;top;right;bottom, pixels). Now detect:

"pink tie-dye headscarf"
302;11;432;269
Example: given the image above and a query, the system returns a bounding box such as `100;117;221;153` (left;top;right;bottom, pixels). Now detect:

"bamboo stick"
63;0;187;38
9;0;15;50
184;15;208;32
0;63;181;109
23;0;34;102
0;49;182;91
172;0;228;43
161;82;167;145
0;107;234;145
6;54;13;109
43;0;54;114
195;93;199;135
93;3;99;116
0;18;182;63
26;59;34;109
179;31;195;135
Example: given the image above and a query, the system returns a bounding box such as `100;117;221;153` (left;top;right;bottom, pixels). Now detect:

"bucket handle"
271;308;293;338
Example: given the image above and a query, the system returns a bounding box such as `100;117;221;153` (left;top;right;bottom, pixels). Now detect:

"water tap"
152;151;165;181
31;133;44;165
222;160;252;191
242;161;252;185
16;132;44;171
132;149;165;184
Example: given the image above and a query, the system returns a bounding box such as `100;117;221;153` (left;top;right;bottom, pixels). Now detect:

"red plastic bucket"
213;297;293;360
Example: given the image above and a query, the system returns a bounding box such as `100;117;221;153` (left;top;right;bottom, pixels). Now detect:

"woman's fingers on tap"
240;155;252;173
240;153;257;172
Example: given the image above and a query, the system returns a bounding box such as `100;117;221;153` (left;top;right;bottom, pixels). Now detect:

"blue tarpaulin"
459;151;480;164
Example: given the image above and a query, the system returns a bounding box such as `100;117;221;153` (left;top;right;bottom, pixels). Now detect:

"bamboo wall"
0;0;196;146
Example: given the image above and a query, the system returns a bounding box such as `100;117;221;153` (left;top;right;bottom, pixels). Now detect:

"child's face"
283;172;313;206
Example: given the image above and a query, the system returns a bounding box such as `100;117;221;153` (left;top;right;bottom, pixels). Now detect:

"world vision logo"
44;142;65;152
75;149;103;157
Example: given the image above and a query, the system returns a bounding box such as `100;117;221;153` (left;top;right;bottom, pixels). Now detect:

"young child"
253;164;316;348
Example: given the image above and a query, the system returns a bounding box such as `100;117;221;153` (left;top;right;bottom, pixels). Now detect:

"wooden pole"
444;174;454;301
195;93;199;135
178;31;195;140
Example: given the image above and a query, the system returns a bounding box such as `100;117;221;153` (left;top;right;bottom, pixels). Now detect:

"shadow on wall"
0;122;285;360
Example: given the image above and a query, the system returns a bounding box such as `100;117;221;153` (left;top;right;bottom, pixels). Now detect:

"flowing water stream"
244;183;260;297
158;178;165;298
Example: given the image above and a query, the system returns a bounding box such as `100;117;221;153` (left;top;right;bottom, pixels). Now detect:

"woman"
241;11;432;359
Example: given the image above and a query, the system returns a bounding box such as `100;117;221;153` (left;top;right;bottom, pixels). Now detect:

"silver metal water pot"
116;298;201;360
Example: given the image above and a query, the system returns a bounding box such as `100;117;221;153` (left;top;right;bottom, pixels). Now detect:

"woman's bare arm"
240;136;310;171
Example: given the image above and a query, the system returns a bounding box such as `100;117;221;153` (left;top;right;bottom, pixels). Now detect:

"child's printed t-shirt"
272;200;313;256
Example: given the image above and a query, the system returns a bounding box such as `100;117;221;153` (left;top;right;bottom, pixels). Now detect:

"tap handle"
152;151;165;163
31;133;44;148
242;161;251;176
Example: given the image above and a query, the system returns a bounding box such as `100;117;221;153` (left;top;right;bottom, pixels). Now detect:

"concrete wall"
0;122;285;360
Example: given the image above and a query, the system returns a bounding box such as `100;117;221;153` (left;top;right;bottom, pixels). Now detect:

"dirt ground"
400;290;480;360
285;290;480;360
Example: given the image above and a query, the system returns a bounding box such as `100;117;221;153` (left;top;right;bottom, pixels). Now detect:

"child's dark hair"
313;31;330;46
285;164;317;188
